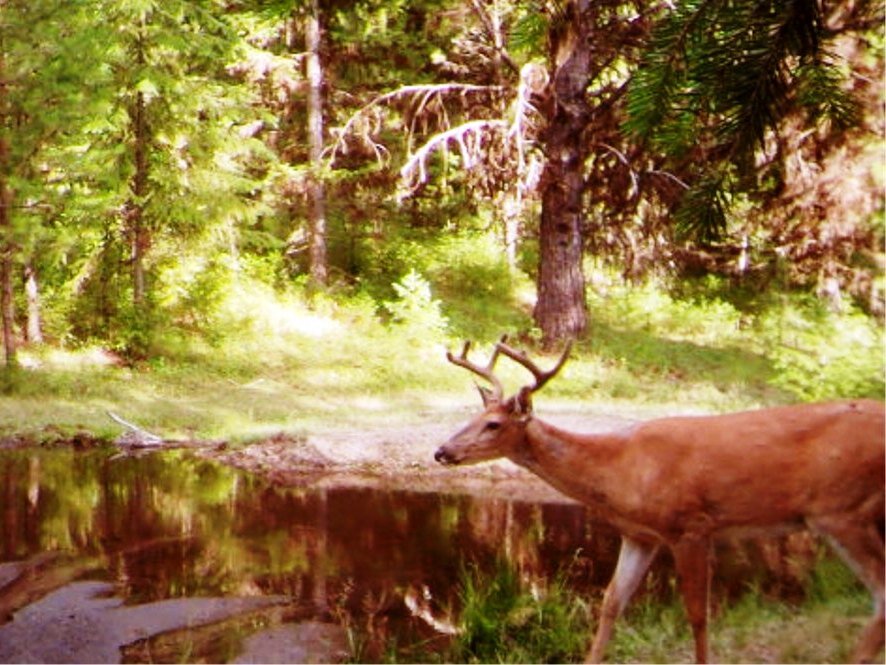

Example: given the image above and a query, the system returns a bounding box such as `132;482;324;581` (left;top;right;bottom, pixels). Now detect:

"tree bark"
534;1;592;346
24;261;42;344
128;88;149;308
305;0;328;286
0;27;15;367
0;178;15;367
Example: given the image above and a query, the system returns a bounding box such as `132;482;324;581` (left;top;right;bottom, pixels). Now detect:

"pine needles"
624;0;860;243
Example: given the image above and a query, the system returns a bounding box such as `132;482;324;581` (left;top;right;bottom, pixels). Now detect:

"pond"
0;447;628;663
0;447;818;663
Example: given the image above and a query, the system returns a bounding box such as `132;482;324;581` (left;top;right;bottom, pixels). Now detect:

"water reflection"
0;448;621;662
0;447;821;662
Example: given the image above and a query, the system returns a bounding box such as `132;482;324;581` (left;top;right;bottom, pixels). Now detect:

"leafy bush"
423;232;534;341
756;299;885;400
383;270;449;340
587;272;884;404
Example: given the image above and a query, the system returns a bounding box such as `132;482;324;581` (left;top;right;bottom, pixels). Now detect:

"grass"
606;553;875;664
1;235;882;443
447;562;590;663
0;262;884;441
360;549;876;663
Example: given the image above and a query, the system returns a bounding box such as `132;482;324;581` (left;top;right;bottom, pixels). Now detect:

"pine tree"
0;0;104;366
62;0;265;355
624;0;863;242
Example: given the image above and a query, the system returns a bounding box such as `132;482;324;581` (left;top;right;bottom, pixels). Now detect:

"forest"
0;0;882;433
0;2;883;663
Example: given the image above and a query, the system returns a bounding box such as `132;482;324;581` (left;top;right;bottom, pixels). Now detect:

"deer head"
434;336;571;466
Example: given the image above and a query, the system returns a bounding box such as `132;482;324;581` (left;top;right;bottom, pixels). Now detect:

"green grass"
1;238;882;444
364;551;876;664
446;562;590;663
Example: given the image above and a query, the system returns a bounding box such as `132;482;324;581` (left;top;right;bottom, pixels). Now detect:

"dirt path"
201;404;655;504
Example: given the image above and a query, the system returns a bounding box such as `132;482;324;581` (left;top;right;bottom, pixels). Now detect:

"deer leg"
586;536;659;663
807;516;885;663
673;535;712;664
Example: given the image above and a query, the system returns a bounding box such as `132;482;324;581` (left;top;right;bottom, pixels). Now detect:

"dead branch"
325;83;503;165
397;119;508;197
106;410;164;448
468;0;520;75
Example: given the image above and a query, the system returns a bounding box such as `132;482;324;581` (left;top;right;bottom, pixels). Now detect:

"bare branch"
469;0;521;75
107;410;164;448
397;119;508;198
325;83;504;166
648;169;690;190
595;142;639;199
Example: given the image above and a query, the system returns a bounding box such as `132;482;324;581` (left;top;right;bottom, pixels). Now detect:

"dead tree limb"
398;119;508;196
324;83;504;166
106;410;164;448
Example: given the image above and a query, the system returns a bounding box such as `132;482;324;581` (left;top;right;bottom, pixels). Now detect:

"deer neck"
509;417;624;507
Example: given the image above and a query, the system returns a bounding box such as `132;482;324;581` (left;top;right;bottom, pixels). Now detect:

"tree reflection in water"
0;448;818;662
0;448;616;662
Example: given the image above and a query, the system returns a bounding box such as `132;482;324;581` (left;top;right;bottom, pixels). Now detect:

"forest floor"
196;402;666;503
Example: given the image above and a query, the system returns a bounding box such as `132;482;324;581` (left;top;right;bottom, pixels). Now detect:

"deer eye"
485;421;502;431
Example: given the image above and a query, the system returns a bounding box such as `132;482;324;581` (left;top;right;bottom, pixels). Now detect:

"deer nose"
434;447;455;465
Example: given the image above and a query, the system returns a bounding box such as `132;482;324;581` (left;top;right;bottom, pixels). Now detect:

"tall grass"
445;562;590;663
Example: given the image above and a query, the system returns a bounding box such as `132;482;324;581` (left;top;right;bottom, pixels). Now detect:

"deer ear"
476;384;497;406
513;387;533;415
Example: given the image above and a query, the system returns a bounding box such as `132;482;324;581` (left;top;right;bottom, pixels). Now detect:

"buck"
434;337;885;663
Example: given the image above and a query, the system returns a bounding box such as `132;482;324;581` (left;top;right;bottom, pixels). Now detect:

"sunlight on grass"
1;248;882;444
221;280;343;339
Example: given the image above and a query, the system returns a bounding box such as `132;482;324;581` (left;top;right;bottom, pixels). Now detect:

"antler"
446;340;505;401
447;335;572;401
495;337;572;394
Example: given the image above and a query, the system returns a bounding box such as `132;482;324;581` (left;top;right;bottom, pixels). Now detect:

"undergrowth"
356;548;874;664
445;562;590;663
2;229;882;440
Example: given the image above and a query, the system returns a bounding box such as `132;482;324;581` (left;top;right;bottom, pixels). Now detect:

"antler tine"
495;338;573;393
446;340;505;400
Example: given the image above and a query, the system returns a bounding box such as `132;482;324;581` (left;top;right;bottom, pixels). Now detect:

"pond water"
0;447;817;663
0;447;629;662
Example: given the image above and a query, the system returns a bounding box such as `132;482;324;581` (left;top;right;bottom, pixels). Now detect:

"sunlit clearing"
224;281;342;339
18;346;123;370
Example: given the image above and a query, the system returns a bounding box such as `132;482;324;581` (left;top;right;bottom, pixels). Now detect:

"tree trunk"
24;261;42;344
0;176;15;367
305;0;328;286
129;88;149;307
534;1;592;346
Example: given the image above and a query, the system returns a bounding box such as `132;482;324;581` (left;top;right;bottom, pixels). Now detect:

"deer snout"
434;446;459;465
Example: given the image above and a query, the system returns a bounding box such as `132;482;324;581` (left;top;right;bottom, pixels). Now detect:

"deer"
434;336;885;663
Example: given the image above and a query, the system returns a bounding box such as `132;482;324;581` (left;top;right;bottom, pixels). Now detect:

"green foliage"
421;231;534;341
348;548;873;663
383;270;449;340
446;562;590;663
608;594;691;663
804;548;867;609
673;173;730;243
584;271;883;406
509;6;548;56
625;0;859;242
757;298;885;401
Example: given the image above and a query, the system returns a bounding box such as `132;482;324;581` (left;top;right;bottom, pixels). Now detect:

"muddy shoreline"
2;405;651;503
198;408;643;504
